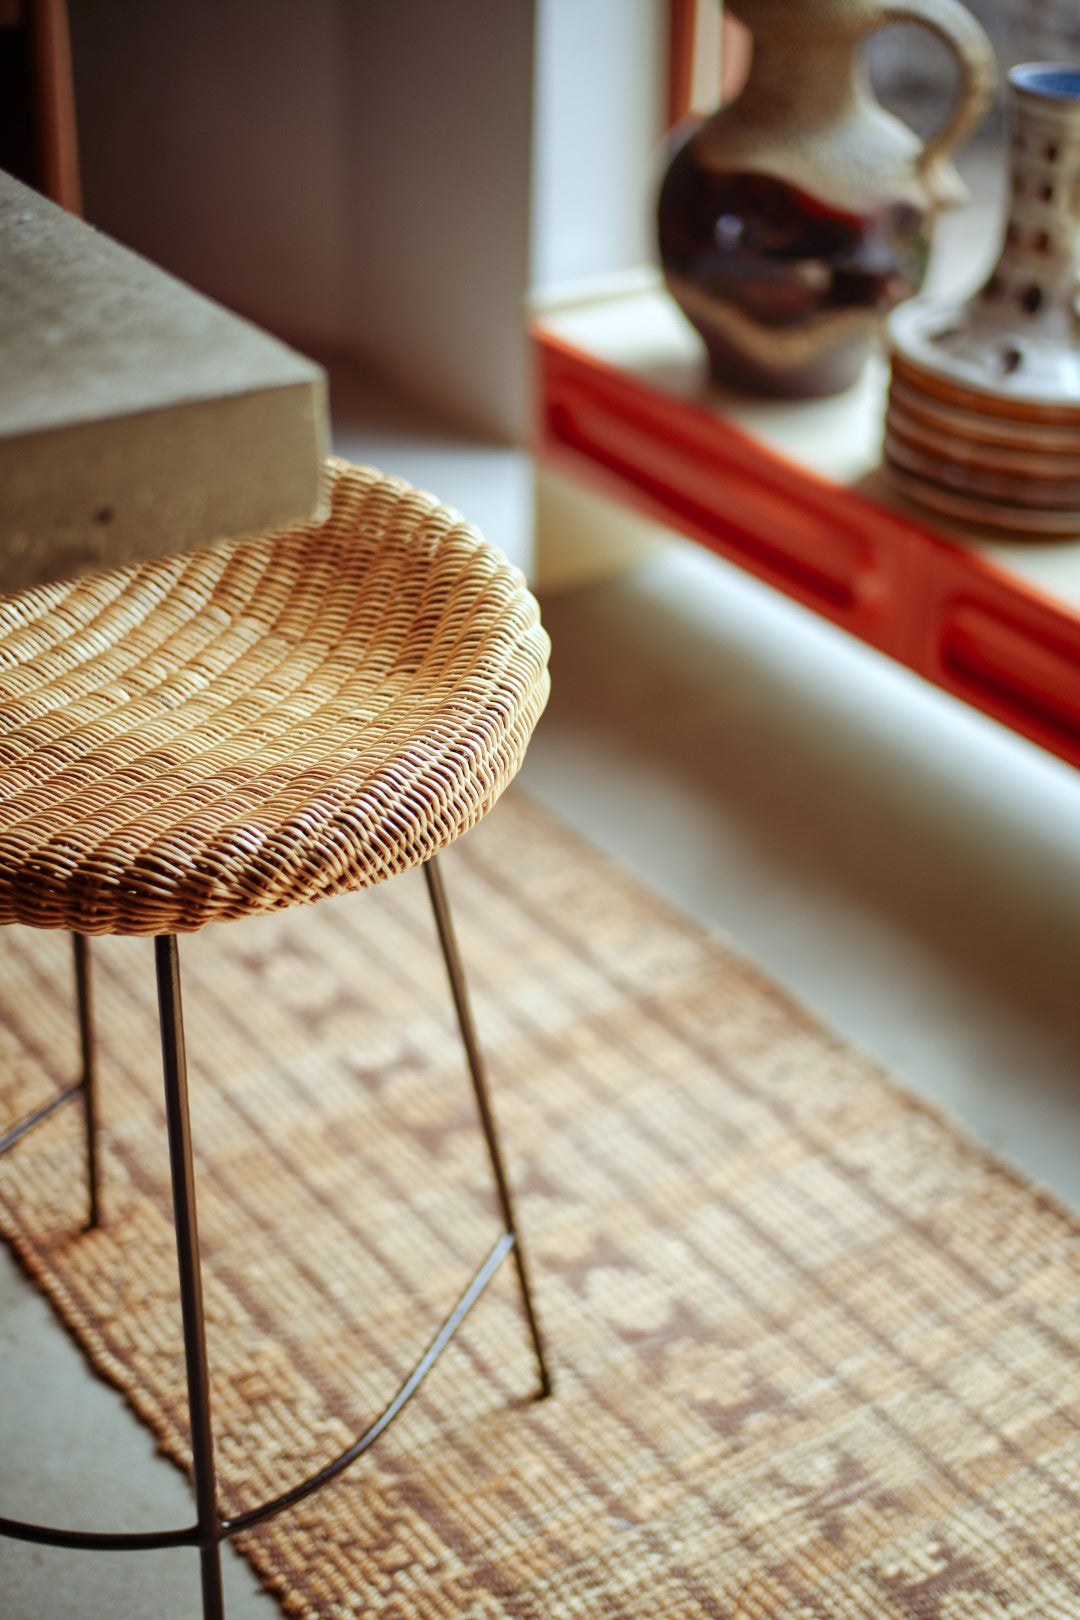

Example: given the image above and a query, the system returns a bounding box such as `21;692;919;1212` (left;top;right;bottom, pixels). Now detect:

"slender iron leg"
72;934;101;1229
423;857;553;1399
155;936;225;1620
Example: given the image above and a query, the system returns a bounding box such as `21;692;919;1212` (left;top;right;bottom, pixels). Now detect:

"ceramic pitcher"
658;0;997;397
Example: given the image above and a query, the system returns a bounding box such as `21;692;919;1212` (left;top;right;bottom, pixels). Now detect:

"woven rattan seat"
0;455;553;1618
0;457;549;935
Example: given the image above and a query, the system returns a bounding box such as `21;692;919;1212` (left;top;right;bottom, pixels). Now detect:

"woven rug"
2;793;1080;1618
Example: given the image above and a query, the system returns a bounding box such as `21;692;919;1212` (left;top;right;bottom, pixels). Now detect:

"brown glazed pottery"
657;0;997;398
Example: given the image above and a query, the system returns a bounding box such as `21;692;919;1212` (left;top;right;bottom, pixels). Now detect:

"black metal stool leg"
155;936;226;1620
423;857;553;1399
72;934;101;1229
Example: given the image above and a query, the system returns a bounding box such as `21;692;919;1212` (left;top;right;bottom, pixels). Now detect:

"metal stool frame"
0;853;551;1619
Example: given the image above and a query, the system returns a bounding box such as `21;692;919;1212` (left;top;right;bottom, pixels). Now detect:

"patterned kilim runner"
2;793;1080;1617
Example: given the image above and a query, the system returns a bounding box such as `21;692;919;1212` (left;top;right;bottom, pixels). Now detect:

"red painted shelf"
532;281;1080;772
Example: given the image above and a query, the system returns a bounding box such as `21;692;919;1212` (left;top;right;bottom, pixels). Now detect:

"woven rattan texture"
3;796;1080;1617
0;458;549;935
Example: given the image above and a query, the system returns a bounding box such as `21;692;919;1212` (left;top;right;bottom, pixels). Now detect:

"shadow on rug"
2;792;1080;1617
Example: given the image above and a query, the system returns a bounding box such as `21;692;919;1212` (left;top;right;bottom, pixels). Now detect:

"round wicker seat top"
0;459;550;936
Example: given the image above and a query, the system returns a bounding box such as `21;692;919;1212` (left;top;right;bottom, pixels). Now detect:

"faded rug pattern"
2;794;1080;1617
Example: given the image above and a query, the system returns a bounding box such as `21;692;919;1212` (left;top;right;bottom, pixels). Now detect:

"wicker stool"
0;458;553;1618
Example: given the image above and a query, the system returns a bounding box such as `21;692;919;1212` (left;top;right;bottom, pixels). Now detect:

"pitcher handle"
872;0;997;176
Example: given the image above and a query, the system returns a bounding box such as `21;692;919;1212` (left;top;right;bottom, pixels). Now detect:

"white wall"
69;0;347;353
70;0;537;441
70;1;668;440
336;0;536;441
530;0;667;295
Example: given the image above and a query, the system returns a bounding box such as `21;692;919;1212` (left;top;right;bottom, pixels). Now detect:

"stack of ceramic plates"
884;63;1080;539
884;307;1080;537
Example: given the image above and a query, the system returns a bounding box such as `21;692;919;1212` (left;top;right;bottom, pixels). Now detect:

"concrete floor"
4;433;1080;1616
526;541;1080;1206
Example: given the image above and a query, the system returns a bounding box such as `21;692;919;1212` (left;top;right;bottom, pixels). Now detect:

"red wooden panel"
534;322;1080;769
535;331;925;659
919;543;1080;770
